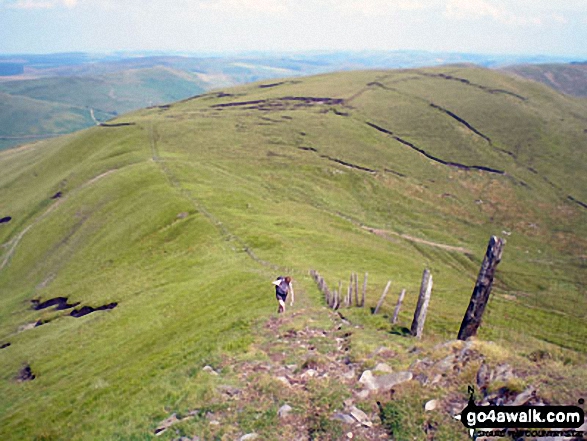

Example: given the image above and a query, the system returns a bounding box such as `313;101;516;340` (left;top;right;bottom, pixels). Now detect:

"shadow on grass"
389;325;412;337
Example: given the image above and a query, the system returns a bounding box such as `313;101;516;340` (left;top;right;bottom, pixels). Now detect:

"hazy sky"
1;0;586;56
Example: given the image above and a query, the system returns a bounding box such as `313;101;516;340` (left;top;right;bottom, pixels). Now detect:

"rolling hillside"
0;66;586;440
0;67;206;150
0;92;112;150
503;62;587;97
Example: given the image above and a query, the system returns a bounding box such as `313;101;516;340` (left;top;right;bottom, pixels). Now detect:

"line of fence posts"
310;234;504;339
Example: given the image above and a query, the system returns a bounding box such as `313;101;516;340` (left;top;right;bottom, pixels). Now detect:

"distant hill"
1;66;585;440
502;62;587;97
0;92;113;150
0;67;207;149
0;52;582;150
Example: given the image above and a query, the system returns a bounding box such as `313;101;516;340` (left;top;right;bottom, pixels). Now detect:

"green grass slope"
0;92;112;151
0;67;206;150
502;62;587;97
0;66;207;115
0;66;586;440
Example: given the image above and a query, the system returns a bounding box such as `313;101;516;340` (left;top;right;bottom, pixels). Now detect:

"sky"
0;0;586;56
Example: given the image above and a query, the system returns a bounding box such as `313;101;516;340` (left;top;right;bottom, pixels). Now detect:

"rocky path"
153;295;586;440
154;307;398;440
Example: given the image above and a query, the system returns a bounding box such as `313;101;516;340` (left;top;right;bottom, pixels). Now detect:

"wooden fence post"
347;276;352;307
457;236;505;341
354;273;359;307
391;289;406;324
410;269;433;338
361;272;367;307
373;281;391;314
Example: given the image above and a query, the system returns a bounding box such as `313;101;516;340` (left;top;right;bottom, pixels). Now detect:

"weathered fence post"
347;277;352;307
361;272;368;307
457;236;505;341
354;273;359;306
391;289;406;324
410;269;433;338
374;281;392;314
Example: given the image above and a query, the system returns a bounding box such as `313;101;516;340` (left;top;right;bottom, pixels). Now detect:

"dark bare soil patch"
16;364;35;382
31;297;80;311
417;72;527;101
366;121;505;174
70;302;118;318
259;81;286;88
211;96;345;113
99;122;136;128
0;216;12;224
429;103;491;143
320;155;377;173
568;195;587;210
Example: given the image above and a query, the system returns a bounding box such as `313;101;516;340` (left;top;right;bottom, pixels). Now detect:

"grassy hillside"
0;66;586;440
0;92;113;151
0;66;206;115
0;67;206;150
503;62;587;97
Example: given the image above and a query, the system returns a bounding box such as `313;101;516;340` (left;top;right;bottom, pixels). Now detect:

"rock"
359;369;412;391
177;212;189;219
358;370;377;390
209;420;220;425
342;368;356;380
374;371;413;390
302;369;317;378
154;414;180;436
18;322;39;333
424;399;439;411
346;433;353;439
355;389;370;399
512;387;536;406
332;413;355;424
434;354;456;372
218;385;241;396
476;362;491;389
343;398;354;408
374;362;392;373
276;376;291;387
493;363;514;383
239;434;259;441
278;404;293;418
349;406;372;427
202;365;218;376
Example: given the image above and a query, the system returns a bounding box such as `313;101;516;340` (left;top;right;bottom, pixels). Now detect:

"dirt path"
363;226;471;254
